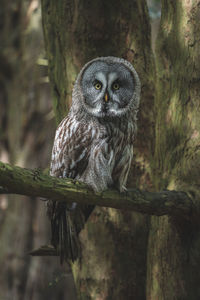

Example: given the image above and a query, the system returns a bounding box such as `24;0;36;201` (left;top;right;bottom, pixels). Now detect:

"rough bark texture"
147;1;200;299
41;0;155;299
0;162;194;217
0;1;76;299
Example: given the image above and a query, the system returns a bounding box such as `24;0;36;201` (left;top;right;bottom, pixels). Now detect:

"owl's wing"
50;115;92;179
48;115;94;262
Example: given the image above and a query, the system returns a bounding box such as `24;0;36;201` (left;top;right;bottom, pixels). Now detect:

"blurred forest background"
0;1;160;299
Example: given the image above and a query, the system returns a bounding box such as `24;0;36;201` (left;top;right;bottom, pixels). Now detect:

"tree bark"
41;0;155;299
147;1;200;299
0;1;76;299
0;161;194;217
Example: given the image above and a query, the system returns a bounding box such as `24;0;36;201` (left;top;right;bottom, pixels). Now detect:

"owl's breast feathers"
50;113;135;192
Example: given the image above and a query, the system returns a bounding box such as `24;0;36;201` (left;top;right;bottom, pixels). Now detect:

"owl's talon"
119;186;129;196
121;185;127;192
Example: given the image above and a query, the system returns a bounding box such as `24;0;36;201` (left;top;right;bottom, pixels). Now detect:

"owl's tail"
49;201;82;263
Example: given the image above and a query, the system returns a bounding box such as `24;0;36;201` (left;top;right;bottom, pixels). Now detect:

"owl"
48;56;141;263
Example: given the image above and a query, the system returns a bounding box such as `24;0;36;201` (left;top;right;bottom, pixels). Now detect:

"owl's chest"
94;121;134;163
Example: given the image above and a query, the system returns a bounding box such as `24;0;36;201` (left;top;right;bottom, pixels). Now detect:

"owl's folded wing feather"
50;115;93;179
48;115;94;262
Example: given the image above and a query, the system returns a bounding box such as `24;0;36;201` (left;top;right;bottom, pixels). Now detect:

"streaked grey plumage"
48;56;141;263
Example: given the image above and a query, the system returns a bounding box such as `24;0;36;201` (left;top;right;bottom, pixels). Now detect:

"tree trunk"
41;0;155;299
147;1;200;299
0;1;77;299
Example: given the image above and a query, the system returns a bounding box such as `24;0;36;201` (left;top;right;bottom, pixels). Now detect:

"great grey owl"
48;56;141;263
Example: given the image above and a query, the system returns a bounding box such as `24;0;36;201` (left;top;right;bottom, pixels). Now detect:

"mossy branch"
0;161;193;217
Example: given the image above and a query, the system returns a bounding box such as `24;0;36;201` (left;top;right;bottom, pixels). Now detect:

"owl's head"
72;57;140;119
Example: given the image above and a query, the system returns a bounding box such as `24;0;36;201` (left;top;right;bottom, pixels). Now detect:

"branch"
29;245;58;256
0;161;193;217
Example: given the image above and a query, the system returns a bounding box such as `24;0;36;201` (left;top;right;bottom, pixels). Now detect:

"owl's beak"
104;93;109;102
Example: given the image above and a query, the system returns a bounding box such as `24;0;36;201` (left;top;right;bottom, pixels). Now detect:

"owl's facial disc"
81;61;135;118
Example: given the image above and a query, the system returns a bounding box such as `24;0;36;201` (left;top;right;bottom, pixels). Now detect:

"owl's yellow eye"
94;82;102;90
113;82;120;90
